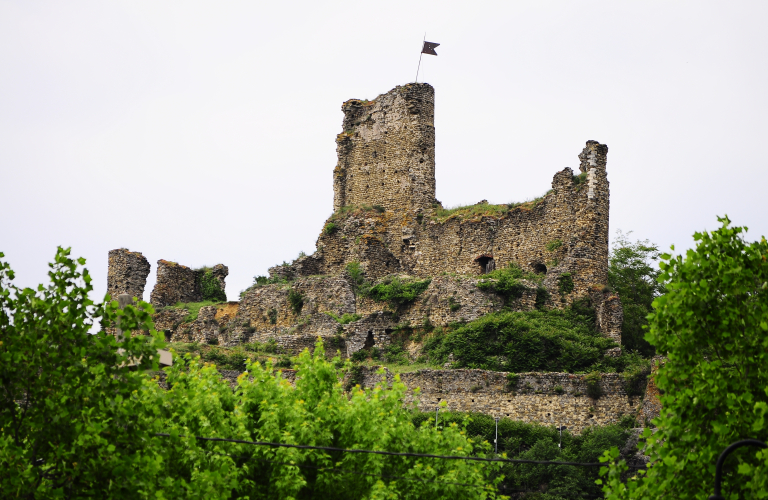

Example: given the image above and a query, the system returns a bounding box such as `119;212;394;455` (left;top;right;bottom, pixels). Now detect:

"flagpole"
415;33;426;83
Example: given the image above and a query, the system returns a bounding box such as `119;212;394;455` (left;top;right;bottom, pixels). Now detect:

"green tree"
140;344;504;499
599;217;768;499
1;249;505;499
0;248;167;499
608;231;665;356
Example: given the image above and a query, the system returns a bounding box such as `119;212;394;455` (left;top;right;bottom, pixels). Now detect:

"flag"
421;41;440;56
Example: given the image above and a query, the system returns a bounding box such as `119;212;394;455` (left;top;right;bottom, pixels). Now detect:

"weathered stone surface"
210;264;229;294
333;83;436;215
355;368;643;434
232;275;356;339
150;260;202;307
107;249;150;302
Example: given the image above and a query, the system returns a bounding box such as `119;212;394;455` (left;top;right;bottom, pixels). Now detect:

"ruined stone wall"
150;260;202;307
333;83;436;215
315;140;611;306
357;368;642;434
107;249;151;302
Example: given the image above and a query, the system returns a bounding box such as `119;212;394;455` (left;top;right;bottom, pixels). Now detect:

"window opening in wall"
363;330;375;350
533;263;547;274
476;255;495;274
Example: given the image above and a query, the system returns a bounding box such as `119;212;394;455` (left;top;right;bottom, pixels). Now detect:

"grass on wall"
431;192;552;223
164;300;225;323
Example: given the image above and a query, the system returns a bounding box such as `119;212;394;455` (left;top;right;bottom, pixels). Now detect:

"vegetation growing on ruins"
572;171;588;188
368;276;432;310
558;272;575;295
197;267;227;302
324;311;362;324
431;192;553;223
165;299;225;322
287;288;303;315
476;263;537;303
421;304;649;375
546;239;563;251
323;221;337;235
169;340;290;371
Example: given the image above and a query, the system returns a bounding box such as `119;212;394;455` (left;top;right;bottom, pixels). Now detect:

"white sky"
2;0;767;302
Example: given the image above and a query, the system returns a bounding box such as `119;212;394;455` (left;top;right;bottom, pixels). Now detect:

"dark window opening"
476;255;495;274
384;328;393;335
533;263;547;274
363;330;375;350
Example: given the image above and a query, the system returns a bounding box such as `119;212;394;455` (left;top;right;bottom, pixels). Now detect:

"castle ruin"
105;83;636;430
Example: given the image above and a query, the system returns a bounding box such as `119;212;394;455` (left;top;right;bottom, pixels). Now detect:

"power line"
154;433;645;469
208;450;510;492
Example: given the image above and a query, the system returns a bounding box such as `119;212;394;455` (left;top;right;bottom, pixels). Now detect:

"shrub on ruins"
287;288;303;315
324;311;362;324
607;230;665;357
477;263;532;303
422;305;639;374
198;267;227;302
0;248;167;499
367;275;432;310
599;217;768;499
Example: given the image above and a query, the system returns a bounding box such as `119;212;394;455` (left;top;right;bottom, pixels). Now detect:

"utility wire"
155;433;646;469
207;450;509;492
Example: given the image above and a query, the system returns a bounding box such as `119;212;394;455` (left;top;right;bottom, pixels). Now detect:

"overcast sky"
2;0;767;302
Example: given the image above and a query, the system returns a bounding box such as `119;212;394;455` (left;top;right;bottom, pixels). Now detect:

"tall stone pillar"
107;249;151;302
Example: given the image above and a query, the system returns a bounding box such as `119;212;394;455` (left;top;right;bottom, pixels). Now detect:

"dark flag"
421;41;440;56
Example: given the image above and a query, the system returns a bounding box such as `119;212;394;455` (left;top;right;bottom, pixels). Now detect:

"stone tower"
332;83;436;215
107;249;150;302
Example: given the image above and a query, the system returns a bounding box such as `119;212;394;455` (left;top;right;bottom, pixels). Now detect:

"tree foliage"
608;231;665;356
0;249;504;499
413;411;634;499
0;248;166;499
599;217;768;499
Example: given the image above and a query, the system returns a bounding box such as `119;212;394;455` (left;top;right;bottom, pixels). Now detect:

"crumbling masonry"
106;82;633;431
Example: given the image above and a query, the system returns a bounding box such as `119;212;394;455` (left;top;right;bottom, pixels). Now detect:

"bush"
423;306;630;373
368;276;431;310
557;272;574;295
546;239;563;252
287;289;304;315
477;264;529;302
448;296;461;311
198;269;227;302
345;261;370;295
412;411;630;498
267;308;278;324
584;371;602;399
325;311;362;324
506;372;520;391
323;222;337;235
